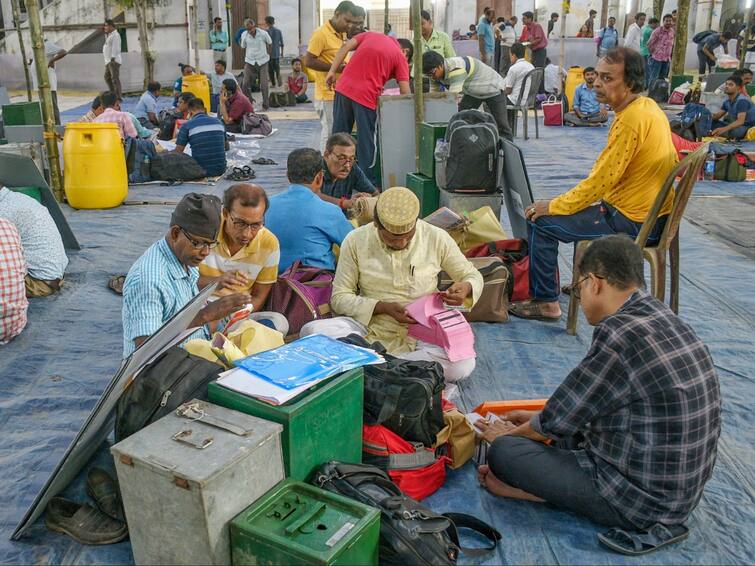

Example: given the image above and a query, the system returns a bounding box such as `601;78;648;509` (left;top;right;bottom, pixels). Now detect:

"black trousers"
488;435;636;529
459;91;513;141
697;50;715;76
268;58;281;87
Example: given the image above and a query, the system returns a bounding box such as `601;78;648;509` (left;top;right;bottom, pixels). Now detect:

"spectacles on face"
227;212;264;232
572;274;604;300
330;152;356;166
180;227;219;250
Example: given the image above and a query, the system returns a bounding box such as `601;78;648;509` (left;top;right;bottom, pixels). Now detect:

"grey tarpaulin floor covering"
1;100;753;565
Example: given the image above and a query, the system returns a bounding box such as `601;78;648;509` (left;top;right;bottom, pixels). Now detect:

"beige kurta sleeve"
437;230;484;306
330;232;379;325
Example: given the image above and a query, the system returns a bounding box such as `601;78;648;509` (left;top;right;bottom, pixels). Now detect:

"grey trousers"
564;111;608;127
242;62;270;109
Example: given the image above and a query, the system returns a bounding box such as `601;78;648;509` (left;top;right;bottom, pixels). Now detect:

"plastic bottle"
704;151;716;181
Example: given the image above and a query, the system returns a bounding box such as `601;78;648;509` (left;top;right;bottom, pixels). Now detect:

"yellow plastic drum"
565;66;584;111
63;123;127;209
182;73;211;113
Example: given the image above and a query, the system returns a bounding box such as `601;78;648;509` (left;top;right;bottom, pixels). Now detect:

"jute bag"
446;206;507;253
435;408;476;469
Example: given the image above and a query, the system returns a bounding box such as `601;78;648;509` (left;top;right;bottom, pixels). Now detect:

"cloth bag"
542;95;564;126
439;256;509;322
435;407;476;469
241;112;273;136
184;318;285;367
446;206;507;253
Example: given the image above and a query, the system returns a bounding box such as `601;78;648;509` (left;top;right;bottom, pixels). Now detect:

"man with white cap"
301;187;483;381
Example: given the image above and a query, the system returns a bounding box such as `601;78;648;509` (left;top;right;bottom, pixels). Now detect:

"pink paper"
406;293;445;327
406;294;476;362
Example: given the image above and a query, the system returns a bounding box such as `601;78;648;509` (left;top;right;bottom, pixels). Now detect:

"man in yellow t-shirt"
303;1;358;152
199;183;288;335
510;47;678;322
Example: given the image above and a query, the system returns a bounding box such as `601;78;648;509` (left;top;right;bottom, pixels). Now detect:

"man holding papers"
301;187;483;382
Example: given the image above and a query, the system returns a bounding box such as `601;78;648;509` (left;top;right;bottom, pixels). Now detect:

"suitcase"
111;399;284;565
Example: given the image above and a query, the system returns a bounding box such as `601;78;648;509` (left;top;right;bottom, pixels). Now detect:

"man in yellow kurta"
301;187;483;382
510;47;678;322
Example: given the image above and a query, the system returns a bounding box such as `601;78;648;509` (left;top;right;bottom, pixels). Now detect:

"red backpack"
465;239;531;302
362;424;448;501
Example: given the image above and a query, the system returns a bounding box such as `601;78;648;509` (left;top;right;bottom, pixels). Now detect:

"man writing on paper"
301;187;483;382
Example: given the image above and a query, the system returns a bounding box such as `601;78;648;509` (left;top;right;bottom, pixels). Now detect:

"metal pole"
740;5;754;70
191;1;200;70
560;2;567;69
411;0;423;167
384;0;389;34
10;0;32;101
26;0;64;202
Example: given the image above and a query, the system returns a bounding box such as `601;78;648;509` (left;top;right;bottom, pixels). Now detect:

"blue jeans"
528;202;666;302
646;58;669;87
332;92;379;185
210;94;220;113
712;119;749;139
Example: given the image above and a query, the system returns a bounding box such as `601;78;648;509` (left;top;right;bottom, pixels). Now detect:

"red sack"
542;95;563;126
362;424;448;500
465;239;531;302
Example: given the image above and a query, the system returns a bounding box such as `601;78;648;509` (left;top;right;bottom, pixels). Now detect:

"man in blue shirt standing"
134;81;161;128
265;16;284;87
122;193;251;358
697;31;733;75
266;148;354;272
477;7;496;66
597;16;619;57
174;98;227;177
563;66;608;127
711;75;755;139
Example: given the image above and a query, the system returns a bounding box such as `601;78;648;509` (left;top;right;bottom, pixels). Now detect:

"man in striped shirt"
199;184;288;335
175;98;227;177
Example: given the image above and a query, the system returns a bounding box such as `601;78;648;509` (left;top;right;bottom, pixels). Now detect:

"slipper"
86;466;125;522
508;301;561;322
107;275;125;295
597;524;690;556
252;157;277;165
224;166;255;181
45;497;128;545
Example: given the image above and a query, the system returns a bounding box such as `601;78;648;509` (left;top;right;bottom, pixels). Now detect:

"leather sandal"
508;301;561;322
86;467;125;522
598;523;690;556
45;497;127;545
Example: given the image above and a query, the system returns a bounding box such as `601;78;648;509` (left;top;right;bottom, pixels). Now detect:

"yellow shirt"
331;221;484;355
199;223;280;295
549;96;678;221
307;20;346;102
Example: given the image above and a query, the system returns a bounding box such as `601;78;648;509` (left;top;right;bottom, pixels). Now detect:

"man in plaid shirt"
0;218;28;343
478;235;721;553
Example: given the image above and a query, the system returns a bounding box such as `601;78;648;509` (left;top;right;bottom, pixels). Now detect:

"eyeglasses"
180;227;219;250
572;274;604;300
330;153;356;166
227;212;264;232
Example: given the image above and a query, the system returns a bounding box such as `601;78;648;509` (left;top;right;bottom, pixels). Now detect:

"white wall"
269;0;300;56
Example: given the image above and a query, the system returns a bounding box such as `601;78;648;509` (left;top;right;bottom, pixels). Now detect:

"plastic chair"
507;67;544;140
565;143;710;335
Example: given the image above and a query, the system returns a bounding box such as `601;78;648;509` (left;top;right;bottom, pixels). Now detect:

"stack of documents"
216;334;383;405
406;294;476;362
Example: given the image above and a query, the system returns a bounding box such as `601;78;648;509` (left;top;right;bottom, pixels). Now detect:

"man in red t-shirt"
219;78;254;133
326;32;412;185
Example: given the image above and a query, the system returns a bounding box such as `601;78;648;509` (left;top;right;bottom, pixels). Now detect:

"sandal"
597;524;690;556
508;301;561;322
107;275;126;295
252;157;277;165
224;166;256;181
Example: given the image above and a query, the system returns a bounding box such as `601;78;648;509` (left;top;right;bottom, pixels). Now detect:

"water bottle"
704;151;715;181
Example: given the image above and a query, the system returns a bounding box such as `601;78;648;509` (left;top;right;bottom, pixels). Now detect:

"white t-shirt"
624;23;642;52
31;40;64;92
241;29;272;66
544;64;565;94
503;58;535;104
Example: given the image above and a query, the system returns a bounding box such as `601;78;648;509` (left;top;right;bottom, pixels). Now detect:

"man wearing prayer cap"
301;187;484;381
122;193;253;358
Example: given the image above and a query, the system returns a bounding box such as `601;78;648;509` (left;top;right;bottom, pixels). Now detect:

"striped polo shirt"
199;223;280;296
176;112;227;177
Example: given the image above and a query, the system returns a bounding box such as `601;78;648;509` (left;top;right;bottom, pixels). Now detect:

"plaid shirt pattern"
532;291;721;528
0;219;28;344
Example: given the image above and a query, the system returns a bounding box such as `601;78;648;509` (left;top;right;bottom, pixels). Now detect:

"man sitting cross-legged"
563;66;609;127
300;187;483;382
478;235;721;554
198;183;288;335
511;47;678;321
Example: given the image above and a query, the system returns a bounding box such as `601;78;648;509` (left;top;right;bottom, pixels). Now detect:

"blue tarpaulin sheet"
1;102;753;565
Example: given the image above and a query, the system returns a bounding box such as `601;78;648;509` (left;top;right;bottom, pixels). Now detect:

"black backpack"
150;153;207;182
339;335;445;447
157;109;179;141
439;108;500;194
311;462;501;566
124;137;157;183
693;30;716;44
648;79;670;104
115;346;222;441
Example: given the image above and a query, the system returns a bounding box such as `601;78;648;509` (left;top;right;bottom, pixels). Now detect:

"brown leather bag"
439;256;509;323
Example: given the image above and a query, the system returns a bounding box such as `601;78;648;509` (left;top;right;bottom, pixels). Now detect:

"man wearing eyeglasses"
122;193;252;358
319;133;377;210
198;184;288;335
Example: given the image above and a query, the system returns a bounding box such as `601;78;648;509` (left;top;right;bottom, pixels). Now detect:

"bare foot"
478;465;546;502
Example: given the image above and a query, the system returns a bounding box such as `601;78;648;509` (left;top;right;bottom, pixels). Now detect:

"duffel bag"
312;461;501;566
339;334;445;447
465;239;530;302
150;152;207;182
363;424;448;500
115;346;223;441
241;111;273;136
439;256;509;322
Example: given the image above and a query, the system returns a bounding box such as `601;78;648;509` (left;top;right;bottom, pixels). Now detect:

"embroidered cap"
375;187;420;234
171;192;222;240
